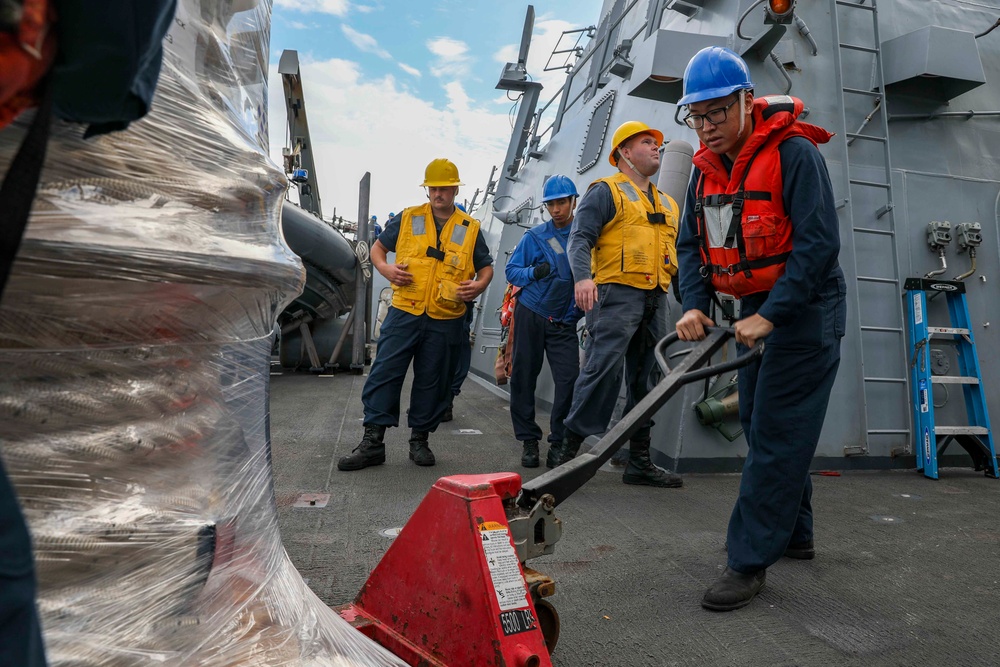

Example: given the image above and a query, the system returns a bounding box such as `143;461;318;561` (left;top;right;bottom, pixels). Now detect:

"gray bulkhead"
464;0;1000;472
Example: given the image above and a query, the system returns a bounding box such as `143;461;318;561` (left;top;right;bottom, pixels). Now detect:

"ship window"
578;90;616;174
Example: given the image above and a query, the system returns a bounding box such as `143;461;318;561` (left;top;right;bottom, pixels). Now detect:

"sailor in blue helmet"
546;122;684;489
674;46;846;611
338;159;494;470
503;175;583;467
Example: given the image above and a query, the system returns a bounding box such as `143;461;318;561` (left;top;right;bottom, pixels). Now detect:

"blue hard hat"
456;203;467;212
388;212;395;218
678;46;754;106
541;175;579;203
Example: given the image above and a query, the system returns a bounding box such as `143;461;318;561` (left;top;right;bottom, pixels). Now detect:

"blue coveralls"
505;219;582;445
363;215;493;432
677;136;846;573
449;304;475;399
0;459;46;666
564;183;670;441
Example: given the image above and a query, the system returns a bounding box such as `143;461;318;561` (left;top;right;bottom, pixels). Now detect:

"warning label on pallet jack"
498;608;537;637
479;521;530;612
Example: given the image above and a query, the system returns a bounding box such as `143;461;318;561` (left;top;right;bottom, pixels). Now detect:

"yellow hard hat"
608;121;664;166
421;158;464;187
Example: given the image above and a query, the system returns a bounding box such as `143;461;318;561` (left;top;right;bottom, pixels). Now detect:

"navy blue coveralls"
449;303;475;400
677;136;847;574
362;214;493;432
0;458;46;666
564;183;671;442
505;219;582;445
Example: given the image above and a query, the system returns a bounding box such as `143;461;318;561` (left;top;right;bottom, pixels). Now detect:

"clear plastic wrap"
0;1;406;665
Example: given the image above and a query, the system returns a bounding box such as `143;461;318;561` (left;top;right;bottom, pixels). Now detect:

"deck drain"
870;515;903;524
379;527;402;539
294;493;330;508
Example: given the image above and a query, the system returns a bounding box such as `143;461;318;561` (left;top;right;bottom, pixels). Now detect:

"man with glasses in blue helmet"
338;159;494;471
504;175;583;467
674;46;846;611
546;122;684;490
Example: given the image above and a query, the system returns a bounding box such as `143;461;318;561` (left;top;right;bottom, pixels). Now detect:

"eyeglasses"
683;100;738;130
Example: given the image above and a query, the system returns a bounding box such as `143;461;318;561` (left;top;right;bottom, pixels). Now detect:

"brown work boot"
622;437;682;488
337;424;386;471
546;430;584;468
408;430;436;466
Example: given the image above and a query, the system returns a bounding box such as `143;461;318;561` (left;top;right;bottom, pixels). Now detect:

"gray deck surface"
270;368;1000;667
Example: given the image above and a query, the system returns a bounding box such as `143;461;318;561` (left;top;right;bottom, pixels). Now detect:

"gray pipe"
656;140;694;213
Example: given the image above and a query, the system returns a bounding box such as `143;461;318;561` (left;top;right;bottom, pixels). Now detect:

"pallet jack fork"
337;329;760;666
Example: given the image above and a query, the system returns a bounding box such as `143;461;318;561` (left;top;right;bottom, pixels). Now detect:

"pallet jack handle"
517;327;762;510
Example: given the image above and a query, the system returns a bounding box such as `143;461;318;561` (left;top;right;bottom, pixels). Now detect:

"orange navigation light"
765;0;796;24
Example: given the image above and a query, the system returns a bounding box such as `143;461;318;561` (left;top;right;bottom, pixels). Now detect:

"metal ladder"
830;0;910;455
904;279;998;480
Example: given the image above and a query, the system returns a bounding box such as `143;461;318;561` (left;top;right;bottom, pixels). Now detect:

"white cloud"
274;0;349;16
354;3;378;12
426;37;472;79
443;81;470;113
398;62;421;78
288;20;310;30
267;56;511;222
341;24;391;59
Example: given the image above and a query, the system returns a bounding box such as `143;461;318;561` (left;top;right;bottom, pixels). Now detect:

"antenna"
517;5;535;67
497;5;536;91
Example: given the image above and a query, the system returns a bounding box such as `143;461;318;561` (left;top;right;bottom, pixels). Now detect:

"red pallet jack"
336;329;760;666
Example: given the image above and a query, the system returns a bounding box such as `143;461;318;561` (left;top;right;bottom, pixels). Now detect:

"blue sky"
267;0;604;224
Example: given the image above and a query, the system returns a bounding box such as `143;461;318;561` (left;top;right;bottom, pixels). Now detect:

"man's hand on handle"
675;309;716;341
734;313;773;347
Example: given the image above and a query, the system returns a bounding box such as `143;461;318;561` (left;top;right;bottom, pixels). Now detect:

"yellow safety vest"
391;203;480;319
591;172;679;291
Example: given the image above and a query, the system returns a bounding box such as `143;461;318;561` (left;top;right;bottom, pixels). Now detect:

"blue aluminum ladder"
905;278;998;479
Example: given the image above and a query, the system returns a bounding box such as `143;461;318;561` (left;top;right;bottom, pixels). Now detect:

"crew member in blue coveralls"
546;121;684;489
338;159;494;470
673;47;846;611
504;175;583;468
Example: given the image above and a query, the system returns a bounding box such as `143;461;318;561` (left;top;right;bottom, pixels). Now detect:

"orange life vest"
692;95;833;298
0;0;56;130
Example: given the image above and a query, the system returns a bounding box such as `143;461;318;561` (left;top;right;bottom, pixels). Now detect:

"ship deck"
270;368;1000;667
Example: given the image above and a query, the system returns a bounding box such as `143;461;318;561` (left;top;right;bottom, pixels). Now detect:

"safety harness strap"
0;84;51;303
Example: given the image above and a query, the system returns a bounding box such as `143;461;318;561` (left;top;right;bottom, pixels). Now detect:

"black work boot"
337;424;386;471
441;401;454;423
408;430;436;466
521;440;540;468
546;430;584;468
784;539;815;560
701;567;766;611
622;437;683;487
